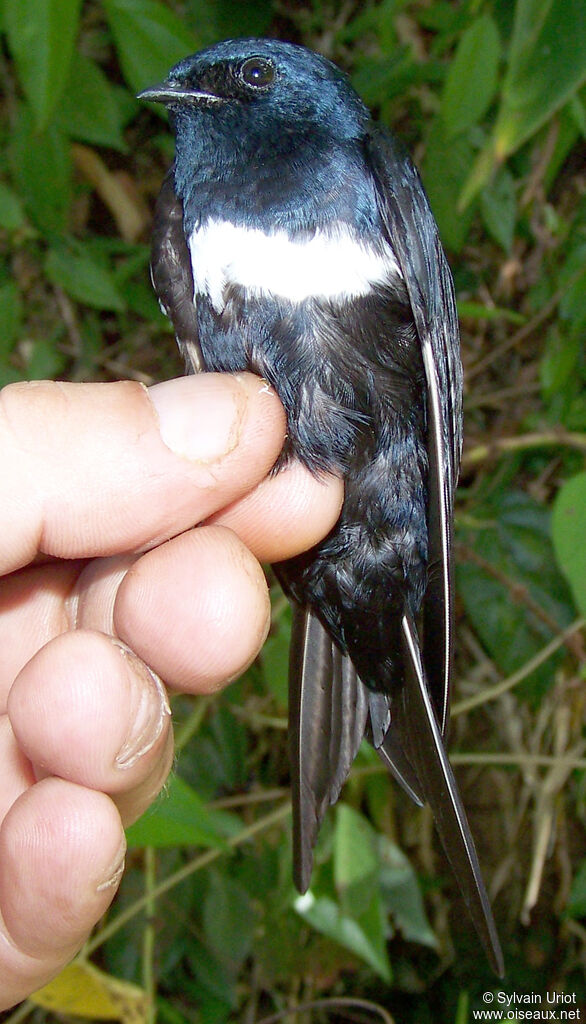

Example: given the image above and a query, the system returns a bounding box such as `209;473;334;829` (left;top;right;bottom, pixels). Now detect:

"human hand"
0;372;343;1009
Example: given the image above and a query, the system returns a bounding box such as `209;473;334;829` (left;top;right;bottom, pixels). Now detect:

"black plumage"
139;37;503;975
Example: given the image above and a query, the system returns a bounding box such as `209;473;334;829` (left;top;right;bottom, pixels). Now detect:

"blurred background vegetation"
1;0;585;1021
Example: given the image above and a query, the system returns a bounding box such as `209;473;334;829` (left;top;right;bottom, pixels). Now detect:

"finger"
0;373;286;574
0;562;83;706
0;717;34;826
209;459;344;562
7;631;173;823
0;778;124;1010
0;460;342;696
114;525;271;692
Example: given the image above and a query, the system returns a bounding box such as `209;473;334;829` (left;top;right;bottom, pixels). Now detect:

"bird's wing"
150;169;204;374
365;127;503;976
289;603;369;893
365;124;462;737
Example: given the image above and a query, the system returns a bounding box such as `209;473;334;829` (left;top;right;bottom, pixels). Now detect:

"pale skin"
0;371;343;1010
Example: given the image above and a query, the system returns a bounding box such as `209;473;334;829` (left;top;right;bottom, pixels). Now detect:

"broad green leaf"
0;281;21;358
559;244;586;328
4;0;82;129
103;0;197;93
457;490;575;694
125;773;241;848
462;0;586;204
185;0;273;43
480;166;516;252
496;0;586;158
422;119;476;251
540;326;582;400
441;14;501;137
334;803;378;896
566;858;586;918
0;181;26;231
294;889;392;983
203;871;255;968
56;53;127;151
45;242;126;312
261;621;290;707
186;939;237;1011
9;106;71;234
457;301;525;325
378;835;437;948
25;336;67;380
551;472;586;616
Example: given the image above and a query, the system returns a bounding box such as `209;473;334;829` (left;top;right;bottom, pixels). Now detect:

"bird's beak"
137;81;222;106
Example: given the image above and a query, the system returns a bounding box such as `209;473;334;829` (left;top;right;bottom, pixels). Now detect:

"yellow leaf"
31;961;148;1023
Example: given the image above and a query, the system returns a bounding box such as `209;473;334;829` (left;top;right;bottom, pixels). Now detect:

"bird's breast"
187;217;401;311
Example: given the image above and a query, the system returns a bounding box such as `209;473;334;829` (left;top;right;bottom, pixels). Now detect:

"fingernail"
111;641;171;770
97;836;127;892
149;375;247;462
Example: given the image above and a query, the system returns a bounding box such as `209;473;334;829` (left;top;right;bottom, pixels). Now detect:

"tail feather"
399;611;504;977
289;604;368;892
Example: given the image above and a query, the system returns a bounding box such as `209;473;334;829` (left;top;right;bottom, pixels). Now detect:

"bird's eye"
239;57;275;89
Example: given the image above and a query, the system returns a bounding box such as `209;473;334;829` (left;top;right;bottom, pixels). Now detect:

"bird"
138;37;504;976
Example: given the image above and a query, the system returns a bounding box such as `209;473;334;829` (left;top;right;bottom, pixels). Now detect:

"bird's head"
139;38;369;155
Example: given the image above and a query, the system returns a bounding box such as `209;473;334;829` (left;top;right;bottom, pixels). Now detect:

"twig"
257;997;395;1024
72;143;148;242
466;285;565;381
457;543;572;642
211;787;289;809
451;751;586;770
452;619;585;716
462;430;586;469
84;801;291;955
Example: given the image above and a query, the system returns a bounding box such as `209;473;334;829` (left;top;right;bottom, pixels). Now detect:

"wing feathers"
365;125;462;736
150;169;203;374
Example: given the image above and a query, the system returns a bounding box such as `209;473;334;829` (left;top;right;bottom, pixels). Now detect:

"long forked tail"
399;611;504;977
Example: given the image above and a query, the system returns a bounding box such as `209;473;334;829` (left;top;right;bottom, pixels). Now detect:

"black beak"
137;81;221;106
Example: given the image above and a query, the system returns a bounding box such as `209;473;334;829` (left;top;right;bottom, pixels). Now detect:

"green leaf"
186;939;237;1011
0;281;22;358
551;472;586;616
457;300;525;325
540;326;582;400
4;0;82;129
566;858;586;918
480;166;516;252
422;119;476;251
9;106;71;234
185;0;273;44
334;804;378;895
103;0;197;93
495;0;586;159
261;628;290;707
25;336;67;380
457;490;575;694
461;1;586;207
441;14;501;137
378;835;437;948
55;53;127;151
45;242;126;312
0;181;26;230
125;773;242;848
203;871;255;969
294;889;392;983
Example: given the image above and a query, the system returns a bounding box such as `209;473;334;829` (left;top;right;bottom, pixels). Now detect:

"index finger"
0;373;286;574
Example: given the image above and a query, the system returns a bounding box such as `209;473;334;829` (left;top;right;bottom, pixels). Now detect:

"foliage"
0;0;585;1022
